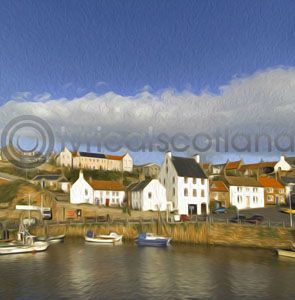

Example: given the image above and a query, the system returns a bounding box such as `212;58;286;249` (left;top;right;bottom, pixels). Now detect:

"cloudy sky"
1;0;295;164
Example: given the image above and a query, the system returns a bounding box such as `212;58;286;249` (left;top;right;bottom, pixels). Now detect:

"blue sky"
1;0;295;103
1;0;295;164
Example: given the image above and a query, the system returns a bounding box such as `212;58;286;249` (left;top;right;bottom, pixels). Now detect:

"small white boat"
0;241;49;255
36;234;66;243
85;231;123;244
277;249;295;258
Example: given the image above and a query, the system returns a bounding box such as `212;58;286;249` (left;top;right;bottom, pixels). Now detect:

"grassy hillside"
63;168;139;185
0;180;27;203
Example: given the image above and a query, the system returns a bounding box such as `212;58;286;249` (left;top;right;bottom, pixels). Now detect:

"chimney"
79;170;84;179
166;151;172;158
193;154;200;163
280;155;286;161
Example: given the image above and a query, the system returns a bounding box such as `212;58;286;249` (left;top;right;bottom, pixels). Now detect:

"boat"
277;249;295;258
36;234;66;243
135;233;172;247
85;230;123;244
0;235;49;255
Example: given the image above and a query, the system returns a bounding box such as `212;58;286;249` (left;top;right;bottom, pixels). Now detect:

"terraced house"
159;152;209;216
258;176;285;205
56;147;133;172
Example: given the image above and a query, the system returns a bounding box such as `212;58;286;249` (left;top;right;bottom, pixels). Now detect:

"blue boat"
135;233;172;247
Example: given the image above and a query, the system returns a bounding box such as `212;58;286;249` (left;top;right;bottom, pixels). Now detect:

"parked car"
229;215;246;223
180;215;190;222
213;207;228;214
245;214;264;224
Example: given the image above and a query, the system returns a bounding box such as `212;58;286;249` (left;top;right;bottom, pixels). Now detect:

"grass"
0;165;61;180
63;168;139;183
0;180;25;203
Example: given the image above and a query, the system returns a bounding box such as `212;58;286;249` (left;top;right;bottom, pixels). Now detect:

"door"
106;198;110;207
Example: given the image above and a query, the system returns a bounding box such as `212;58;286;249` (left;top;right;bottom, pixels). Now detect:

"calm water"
0;239;295;300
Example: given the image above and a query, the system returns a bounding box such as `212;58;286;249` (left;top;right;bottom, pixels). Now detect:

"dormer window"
184;177;188;183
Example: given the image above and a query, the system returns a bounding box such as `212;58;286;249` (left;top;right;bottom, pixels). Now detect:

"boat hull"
0;242;49;255
277;249;295;258
136;239;171;247
85;236;122;244
36;234;66;243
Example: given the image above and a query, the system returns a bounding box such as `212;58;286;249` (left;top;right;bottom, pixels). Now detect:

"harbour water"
0;239;295;299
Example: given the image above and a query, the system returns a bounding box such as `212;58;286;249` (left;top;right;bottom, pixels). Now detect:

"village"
0;147;294;228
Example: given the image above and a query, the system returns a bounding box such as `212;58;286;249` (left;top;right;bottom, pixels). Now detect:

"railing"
2;215;294;230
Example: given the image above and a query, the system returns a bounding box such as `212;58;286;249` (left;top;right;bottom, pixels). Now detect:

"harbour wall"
29;222;295;250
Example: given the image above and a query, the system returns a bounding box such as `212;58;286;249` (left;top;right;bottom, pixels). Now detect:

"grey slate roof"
226;176;262;187
280;177;295;185
32;174;67;182
129;179;152;192
79;152;106;158
171;156;207;178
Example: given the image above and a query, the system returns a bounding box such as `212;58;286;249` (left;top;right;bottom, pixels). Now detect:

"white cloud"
1;67;295;161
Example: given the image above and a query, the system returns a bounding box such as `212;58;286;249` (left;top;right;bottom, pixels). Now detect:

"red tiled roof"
106;155;124;161
210;181;229;192
87;180;125;191
258;177;284;188
240;162;276;171
225;160;242;170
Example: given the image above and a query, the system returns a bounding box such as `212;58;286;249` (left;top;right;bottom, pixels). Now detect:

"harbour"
0;239;295;299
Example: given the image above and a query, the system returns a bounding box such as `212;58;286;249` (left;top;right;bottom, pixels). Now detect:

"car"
245;214;264;224
180;215;190;222
229;215;246;223
213;207;228;214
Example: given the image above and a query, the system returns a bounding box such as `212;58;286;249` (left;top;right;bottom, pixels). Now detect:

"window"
267;188;273;193
280;189;285;194
201;178;205;185
267;195;274;202
148;192;152;199
184;188;188;196
193;178;196;184
237;187;242;192
164;179;166;186
237;195;242;203
85;189;88;196
184;177;188;184
193;189;197;197
253;188;258;193
201;190;205;197
173;177;175;184
173;188;175;196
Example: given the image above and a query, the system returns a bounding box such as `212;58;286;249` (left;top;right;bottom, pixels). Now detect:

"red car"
180;215;190;222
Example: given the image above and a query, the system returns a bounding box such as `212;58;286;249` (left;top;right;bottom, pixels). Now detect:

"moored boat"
0;241;49;255
135;233;171;247
277;249;295;258
85;230;123;244
36;234;66;243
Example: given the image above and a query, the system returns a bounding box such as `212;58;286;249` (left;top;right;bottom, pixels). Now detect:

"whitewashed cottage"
159;152;209;215
226;176;264;209
129;179;167;211
70;171;125;206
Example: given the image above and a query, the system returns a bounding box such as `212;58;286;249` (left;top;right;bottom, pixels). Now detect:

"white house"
159;152;209;215
57;147;133;172
70;171;125;206
129;179;167;211
274;155;295;172
226;176;264;209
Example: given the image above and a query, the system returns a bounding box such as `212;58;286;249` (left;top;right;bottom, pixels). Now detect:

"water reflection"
0;240;295;299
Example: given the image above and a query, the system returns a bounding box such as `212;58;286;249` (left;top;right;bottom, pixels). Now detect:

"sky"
1;0;295;164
